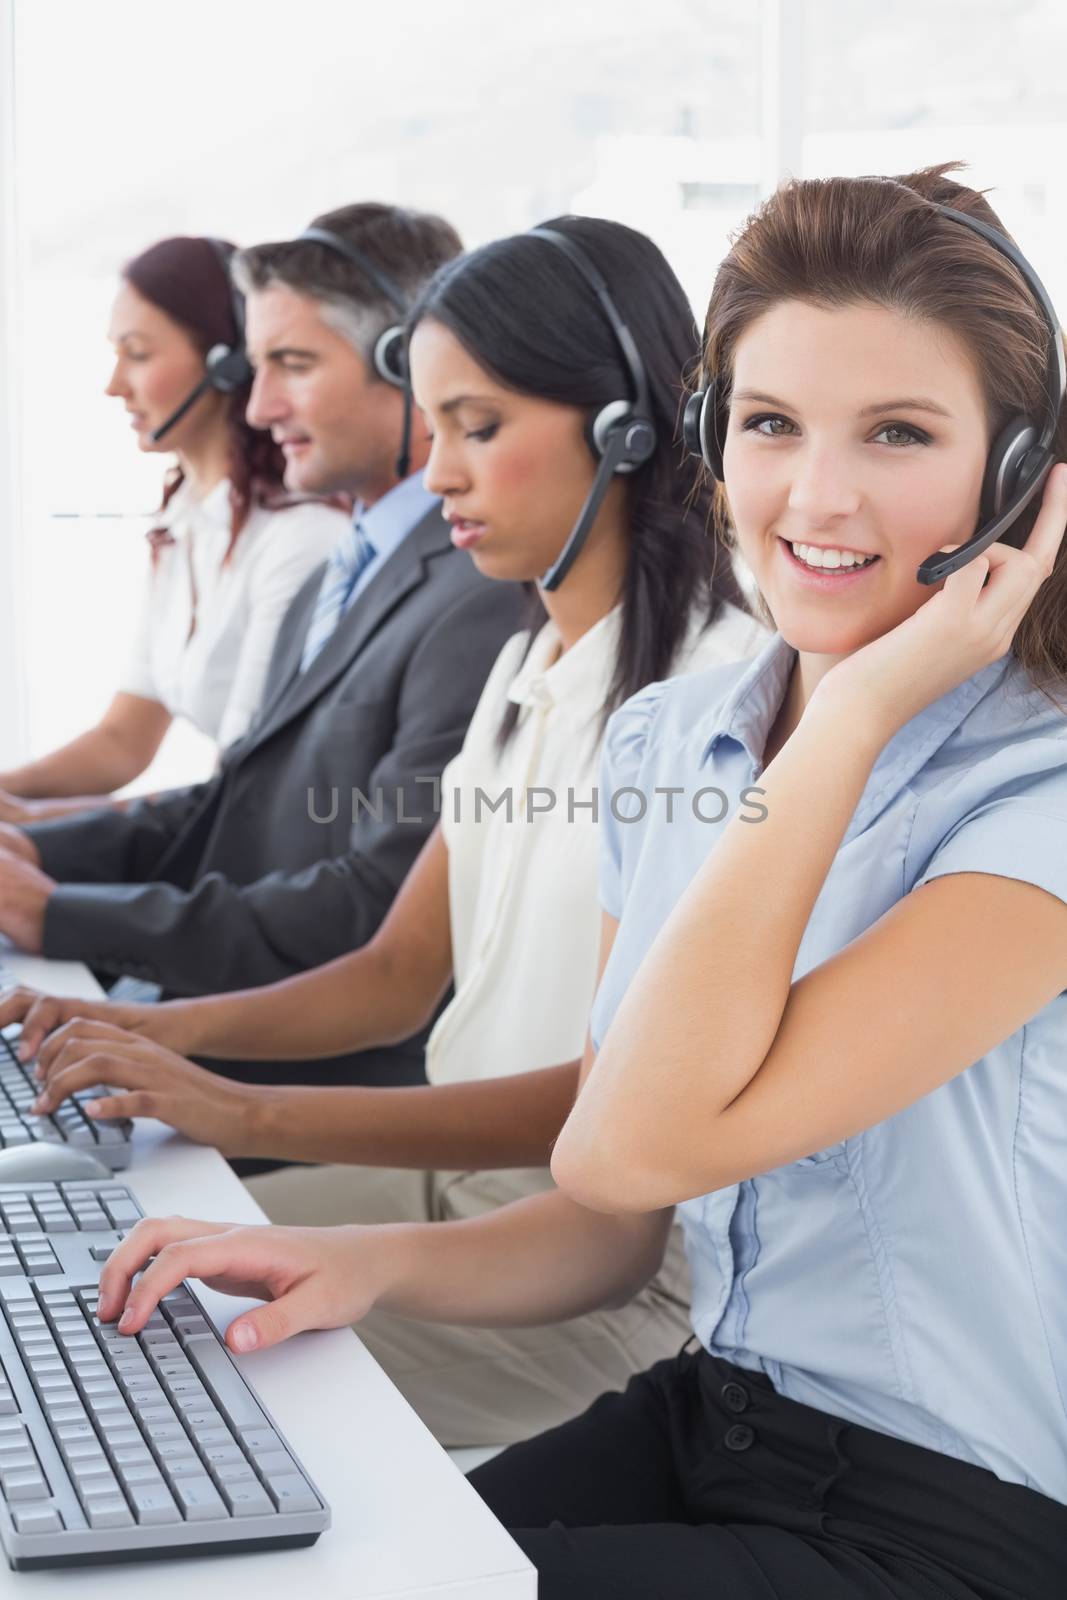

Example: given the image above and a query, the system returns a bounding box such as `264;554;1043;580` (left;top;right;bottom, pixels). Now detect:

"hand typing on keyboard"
0;986;163;1061
0;1180;329;1564
97;1218;395;1354
26;1021;259;1157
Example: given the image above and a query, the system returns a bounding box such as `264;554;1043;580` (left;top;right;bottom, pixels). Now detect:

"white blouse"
426;599;768;1087
119;478;346;748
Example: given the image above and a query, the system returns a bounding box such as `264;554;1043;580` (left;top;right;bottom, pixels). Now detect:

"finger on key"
33;1049;146;1113
0;987;39;1033
7;994;64;1061
98;1217;227;1323
37;1017;135;1080
101;1219;234;1330
118;1231;246;1335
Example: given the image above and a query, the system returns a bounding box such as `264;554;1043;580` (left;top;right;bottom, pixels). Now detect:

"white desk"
0;952;536;1598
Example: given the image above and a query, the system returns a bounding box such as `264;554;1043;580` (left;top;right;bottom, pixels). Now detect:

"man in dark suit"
0;203;522;1089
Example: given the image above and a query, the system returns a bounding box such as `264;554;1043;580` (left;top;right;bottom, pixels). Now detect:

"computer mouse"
0;1142;111;1183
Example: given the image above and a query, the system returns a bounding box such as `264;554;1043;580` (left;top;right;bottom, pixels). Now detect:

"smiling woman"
724;299;989;636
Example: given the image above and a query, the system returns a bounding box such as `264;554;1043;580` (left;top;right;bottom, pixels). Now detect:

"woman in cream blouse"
0;235;344;822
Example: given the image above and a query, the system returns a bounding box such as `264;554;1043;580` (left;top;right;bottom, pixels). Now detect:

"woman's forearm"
1;711;163;801
155;824;453;1063
375;1190;672;1328
239;1060;580;1166
555;690;888;1201
3;795;130;822
156;941;446;1063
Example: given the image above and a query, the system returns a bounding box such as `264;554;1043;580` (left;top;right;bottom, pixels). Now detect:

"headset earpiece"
587;399;656;474
682;378;727;480
980;417;1042;517
204;342;253;395
373;325;408;388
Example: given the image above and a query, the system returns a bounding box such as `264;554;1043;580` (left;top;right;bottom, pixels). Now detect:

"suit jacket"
27;504;523;1087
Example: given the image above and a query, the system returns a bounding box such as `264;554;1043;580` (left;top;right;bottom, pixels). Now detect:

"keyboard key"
219;1479;273;1518
12;1505;62;1534
240;1426;283;1454
171;1475;228;1522
266;1475;321;1514
161;1455;206;1479
92;1123;130;1146
86;1497;135;1529
212;1459;256;1484
181;1338;269;1434
120;1462;165;1486
129;1485;181;1526
2;1467;50;1501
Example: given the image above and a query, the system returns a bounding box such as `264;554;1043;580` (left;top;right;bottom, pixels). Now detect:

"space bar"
182;1335;270;1433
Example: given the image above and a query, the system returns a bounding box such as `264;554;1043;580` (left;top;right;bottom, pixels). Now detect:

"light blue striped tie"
300;516;376;673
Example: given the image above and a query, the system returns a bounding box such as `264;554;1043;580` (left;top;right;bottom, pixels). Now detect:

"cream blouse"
120;478;346;748
426;599;767;1086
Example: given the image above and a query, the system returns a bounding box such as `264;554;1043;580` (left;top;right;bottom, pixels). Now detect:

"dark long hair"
124;236;292;559
409;215;748;744
702;164;1067;694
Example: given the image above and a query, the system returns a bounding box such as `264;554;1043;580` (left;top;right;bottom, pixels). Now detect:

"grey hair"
232;201;463;368
231;264;387;364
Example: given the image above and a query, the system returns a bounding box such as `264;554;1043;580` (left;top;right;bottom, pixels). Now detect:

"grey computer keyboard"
0;1028;133;1168
0;1179;329;1568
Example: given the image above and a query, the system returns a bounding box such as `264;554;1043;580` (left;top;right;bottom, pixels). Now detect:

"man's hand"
29;1020;263;1158
0;856;54;953
0;822;40;865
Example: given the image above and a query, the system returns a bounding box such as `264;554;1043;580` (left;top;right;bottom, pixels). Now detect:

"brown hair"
125;236;298;563
701;162;1067;692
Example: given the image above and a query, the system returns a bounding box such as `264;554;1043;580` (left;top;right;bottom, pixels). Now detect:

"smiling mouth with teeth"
787;540;880;572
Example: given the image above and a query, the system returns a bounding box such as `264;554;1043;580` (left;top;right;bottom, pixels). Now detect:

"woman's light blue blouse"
591;632;1067;1503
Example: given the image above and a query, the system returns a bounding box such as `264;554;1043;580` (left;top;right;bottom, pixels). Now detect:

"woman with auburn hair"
8;167;1067;1594
0;237;345;822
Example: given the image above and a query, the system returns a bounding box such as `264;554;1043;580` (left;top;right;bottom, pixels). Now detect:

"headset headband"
296;227;409;317
526;225;657;591
527;227;652;420
920;205;1065;452
205;237;245;349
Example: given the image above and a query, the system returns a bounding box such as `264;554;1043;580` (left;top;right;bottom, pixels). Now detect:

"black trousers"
469;1349;1067;1599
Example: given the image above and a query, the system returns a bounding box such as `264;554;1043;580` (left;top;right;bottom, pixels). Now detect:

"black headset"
682;201;1066;587
150;239;252;444
295;225;413;479
527;227;657;592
